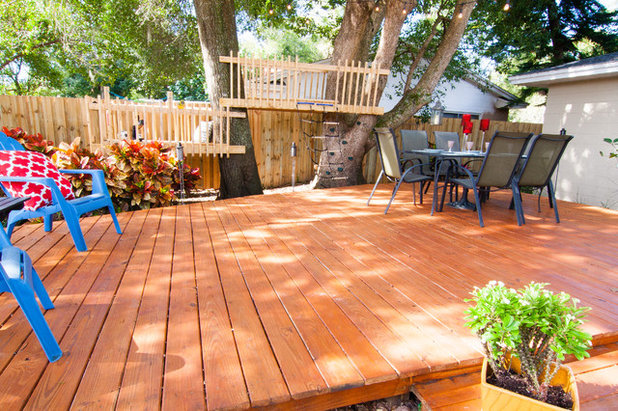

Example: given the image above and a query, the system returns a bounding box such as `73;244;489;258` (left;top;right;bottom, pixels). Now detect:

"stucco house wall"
543;77;618;208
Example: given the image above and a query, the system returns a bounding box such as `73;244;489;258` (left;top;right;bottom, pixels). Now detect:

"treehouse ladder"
297;102;348;182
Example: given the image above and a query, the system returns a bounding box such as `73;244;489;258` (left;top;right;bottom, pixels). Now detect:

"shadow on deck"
0;185;616;409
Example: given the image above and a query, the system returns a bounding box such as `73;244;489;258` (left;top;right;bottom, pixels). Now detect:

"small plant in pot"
465;281;592;410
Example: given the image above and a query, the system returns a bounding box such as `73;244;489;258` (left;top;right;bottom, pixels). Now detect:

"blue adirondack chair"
0;132;122;252
0;244;62;362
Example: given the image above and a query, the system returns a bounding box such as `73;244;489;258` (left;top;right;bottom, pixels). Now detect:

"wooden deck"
0;185;616;410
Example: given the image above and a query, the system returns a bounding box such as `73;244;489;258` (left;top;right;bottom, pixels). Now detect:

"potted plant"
464;281;592;410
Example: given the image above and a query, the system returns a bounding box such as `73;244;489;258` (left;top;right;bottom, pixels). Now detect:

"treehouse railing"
85;87;246;156
219;53;389;115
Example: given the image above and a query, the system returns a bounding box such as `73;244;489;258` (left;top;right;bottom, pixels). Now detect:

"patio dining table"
406;149;486;215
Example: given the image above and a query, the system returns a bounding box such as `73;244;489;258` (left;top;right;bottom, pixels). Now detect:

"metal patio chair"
443;131;533;227
368;128;432;214
512;133;574;224
433;131;461;153
400;129;433;191
433;131;467;201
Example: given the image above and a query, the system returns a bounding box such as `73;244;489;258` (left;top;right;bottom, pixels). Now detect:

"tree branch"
0;39;60;72
404;11;446;91
379;1;477;129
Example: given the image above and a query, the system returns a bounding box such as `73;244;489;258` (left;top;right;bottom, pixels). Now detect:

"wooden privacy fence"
220;53;389;115
0;94;542;189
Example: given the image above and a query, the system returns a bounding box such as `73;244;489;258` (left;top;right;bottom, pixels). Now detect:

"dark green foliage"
468;0;618;75
1;0;203;98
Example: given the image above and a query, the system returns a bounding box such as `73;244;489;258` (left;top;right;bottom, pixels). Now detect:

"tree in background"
0;0;202;98
310;0;476;187
0;1;63;94
193;0;485;190
468;0;618;75
240;27;331;63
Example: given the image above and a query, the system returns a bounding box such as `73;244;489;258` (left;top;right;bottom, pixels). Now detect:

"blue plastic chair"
0;244;62;362
0;132;122;252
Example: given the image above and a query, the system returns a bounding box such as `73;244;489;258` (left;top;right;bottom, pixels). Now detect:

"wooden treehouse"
81;55;390;162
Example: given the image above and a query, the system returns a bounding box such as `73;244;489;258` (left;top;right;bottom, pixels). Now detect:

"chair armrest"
0;176;67;202
462;158;483;167
451;164;476;181
400;158;422;170
401;162;433;179
59;169;108;194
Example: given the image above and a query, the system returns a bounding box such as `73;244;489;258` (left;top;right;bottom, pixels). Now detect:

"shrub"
464;281;591;402
2;127;56;155
108;140;177;209
52;138;128;199
4;129;201;211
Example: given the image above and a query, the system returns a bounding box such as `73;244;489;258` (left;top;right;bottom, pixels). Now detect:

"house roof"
509;52;618;87
464;72;527;109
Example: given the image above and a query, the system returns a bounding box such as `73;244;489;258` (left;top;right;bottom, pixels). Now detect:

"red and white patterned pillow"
0;151;75;211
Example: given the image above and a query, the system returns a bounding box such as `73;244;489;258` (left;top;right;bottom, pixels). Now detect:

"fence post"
167;91;174;142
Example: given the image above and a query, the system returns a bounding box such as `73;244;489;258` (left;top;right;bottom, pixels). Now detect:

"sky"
600;0;618;10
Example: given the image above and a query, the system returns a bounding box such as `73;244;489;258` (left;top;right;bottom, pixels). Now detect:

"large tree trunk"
316;0;411;187
193;0;262;198
315;1;475;188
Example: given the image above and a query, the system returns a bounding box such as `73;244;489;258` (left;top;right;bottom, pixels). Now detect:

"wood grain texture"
0;186;614;410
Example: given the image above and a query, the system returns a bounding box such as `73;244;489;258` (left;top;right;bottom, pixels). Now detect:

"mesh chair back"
400;130;429;173
518;134;573;187
477;131;533;188
434;131;461;151
374;128;402;179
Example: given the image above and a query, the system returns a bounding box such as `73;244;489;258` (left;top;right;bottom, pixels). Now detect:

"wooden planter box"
481;357;580;410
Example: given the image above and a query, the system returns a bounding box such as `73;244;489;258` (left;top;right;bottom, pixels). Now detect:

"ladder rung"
312;135;340;139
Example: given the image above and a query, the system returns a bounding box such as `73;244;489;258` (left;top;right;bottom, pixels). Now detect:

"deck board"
0;184;616;410
163;204;205;409
115;207;176;409
205;202;291;407
71;208;160;409
219;200;329;398
191;203;250;410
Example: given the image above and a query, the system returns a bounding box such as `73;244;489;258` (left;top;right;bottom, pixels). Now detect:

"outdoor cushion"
0;151;75;210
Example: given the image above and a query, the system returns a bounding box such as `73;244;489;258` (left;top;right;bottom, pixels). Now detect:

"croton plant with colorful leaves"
3;127;201;211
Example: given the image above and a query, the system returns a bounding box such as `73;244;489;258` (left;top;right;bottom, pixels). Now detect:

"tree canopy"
1;0;202;98
468;0;618;74
3;0;617;99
